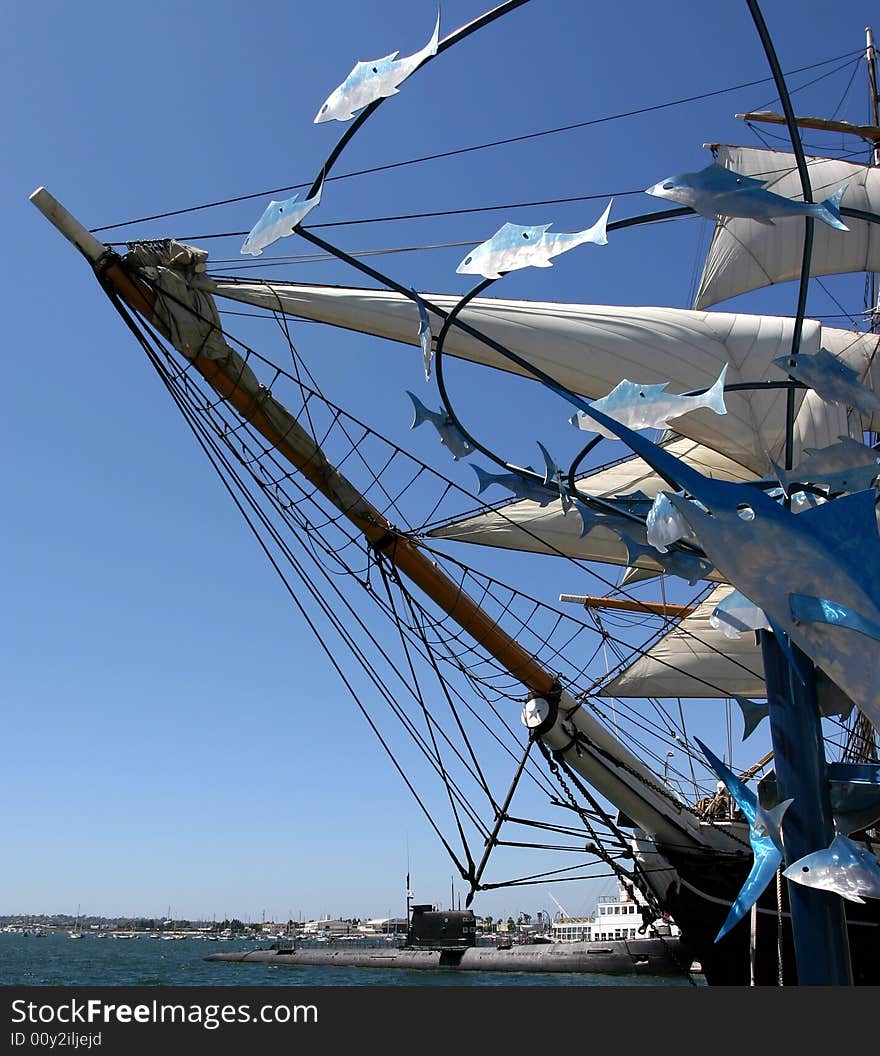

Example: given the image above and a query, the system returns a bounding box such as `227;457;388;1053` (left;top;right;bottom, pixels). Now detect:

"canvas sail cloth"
427;438;746;579
598;586;765;699
200;278;867;474
694;145;880;335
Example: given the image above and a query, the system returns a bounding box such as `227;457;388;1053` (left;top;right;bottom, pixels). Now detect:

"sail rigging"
201;278;874;473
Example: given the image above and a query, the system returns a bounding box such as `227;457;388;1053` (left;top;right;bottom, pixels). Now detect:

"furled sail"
427;438;745;578
694;145;880;310
598;585;766;699
202;278;868;474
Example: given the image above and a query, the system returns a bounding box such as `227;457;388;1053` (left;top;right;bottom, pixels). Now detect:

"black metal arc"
746;0;814;475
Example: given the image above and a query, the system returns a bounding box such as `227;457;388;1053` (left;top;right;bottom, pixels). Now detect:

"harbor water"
0;933;703;987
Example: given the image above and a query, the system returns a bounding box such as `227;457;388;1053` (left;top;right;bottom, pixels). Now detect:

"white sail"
427;438;744;578
694;145;880;309
598;585;766;699
202;278;870;473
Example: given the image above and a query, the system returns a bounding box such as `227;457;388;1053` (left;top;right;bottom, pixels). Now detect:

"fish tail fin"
471;464;494;494
702;363;728;416
537;441;557;487
812;186;849;231
406;390;429;429
583;198;613;246
769;458;793;497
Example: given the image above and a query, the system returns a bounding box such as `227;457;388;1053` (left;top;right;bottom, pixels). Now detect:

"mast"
30;187;736;858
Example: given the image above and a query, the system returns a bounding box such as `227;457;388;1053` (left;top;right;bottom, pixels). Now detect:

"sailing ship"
29;2;880;985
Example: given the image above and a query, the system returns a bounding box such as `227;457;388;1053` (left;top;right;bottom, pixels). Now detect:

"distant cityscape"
0;908;562;943
1;882;679;946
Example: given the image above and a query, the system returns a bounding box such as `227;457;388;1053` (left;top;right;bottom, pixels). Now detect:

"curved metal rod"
746;0;814;474
431;277;527;472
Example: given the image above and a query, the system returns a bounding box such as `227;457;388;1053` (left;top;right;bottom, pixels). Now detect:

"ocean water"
0;934;702;987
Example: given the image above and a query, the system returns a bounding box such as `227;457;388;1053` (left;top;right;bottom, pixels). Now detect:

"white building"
550;881;679;943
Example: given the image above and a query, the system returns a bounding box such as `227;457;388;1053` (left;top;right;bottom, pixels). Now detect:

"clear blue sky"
4;0;878;924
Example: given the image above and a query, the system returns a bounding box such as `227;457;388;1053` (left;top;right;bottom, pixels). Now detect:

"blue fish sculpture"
561;388;880;735
573;492;653;539
783;834;880;903
614;528;714;585
573;502;639;540
772;437;880;497
696;739;793;941
645;162;849;231
471;442;560;506
569;366;727;439
241;180;323;257
471;465;555;505
456;201;612;280
734;696;770;741
406;391;472;461
315;11;440;123
773;347;880;417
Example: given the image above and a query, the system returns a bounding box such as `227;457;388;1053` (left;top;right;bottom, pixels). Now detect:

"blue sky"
4;0;880;924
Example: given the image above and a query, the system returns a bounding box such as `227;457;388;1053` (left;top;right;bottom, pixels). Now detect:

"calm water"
0;934;702;987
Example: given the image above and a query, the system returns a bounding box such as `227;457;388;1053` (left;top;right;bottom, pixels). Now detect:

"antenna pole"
867;28;880;165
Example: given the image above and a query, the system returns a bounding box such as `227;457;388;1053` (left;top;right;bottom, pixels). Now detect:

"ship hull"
647;841;880;985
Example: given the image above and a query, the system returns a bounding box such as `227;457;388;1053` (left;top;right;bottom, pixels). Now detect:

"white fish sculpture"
315;11;440;123
646;492;699;553
569;365;727;439
406;390;472;461
241;180;323;257
645;162;849;231
412;290;433;380
456;201;612;280
784;834;880;903
773;347;880;418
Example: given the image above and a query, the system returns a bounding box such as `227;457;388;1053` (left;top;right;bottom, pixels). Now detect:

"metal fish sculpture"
471;465;555;506
456;201;612;280
696;739;793;942
783;834;880;903
536;443;573;512
646;491;699;553
827;761;880;835
412;290;433;380
471;442;560;506
573;492;653;539
569;365;727;439
772;437;880;497
315;11;440;123
645;161;849;231
406;391;472;461
241;180;323;257
563;387;880;734
614;528;714;586
734;696;769;741
773;347;880;418
709;588;770;640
